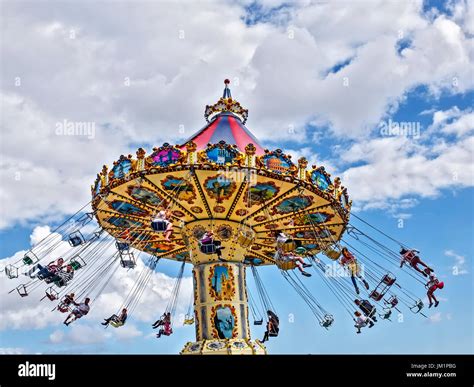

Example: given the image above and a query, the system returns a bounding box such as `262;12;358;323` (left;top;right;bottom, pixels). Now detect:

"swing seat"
278;241;296;252
120;251;136;269
237;230;255;248
386;295;398;307
320;314;335;328
253;319;263;326
381;274;396;286
70;257;86;270
58;302;72;313
16;285;28;297
295;247;307;255
162;328;173;336
23;252;39;265
5;265;19;279
369;290;383;301
276;260;297;271
45;287;59;301
200;243;217;254
110;321;124;328
116;241;130;252
77;212;94;226
151;220;168;232
410;300;424;313
54;279;70;288
68;231;85;247
324;248;341;260
183;317;194;325
268;328;279;337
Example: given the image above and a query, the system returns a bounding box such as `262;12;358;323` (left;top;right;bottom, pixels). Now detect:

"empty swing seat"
410;300;424;313
16;285;28;297
386;296;399;307
22;252;39;265
120;252;136;269
183;315;195;325
151;220;168;232
320;314;335;328
77;212;94;226
200;243;217;254
369;290;383;302
116;241;130;252
295;247;307;255
253;319;263;326
45;287;59;301
237;230;255;248
68;231;85;247
70;257;86;270
5;265;19;279
278;241;296;252
382;274;396;286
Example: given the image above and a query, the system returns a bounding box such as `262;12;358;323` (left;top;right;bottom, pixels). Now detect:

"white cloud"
430;107;474;137
444;249;469;275
48;325;111;346
428;312;442;323
0;1;473;229
110;323;143;341
340;106;474;205
0;347;25;354
48;322;143;346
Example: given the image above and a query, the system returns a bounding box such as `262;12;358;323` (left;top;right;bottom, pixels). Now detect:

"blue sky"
0;0;473;354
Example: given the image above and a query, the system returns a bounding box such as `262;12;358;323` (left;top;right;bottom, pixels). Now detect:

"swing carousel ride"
3;80;441;355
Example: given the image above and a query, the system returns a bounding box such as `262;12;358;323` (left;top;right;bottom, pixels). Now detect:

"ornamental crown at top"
204;79;248;124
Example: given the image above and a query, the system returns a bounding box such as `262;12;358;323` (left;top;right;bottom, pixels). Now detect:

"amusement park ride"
4;80;443;354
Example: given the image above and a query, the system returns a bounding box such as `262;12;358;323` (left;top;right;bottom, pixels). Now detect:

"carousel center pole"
180;221;267;355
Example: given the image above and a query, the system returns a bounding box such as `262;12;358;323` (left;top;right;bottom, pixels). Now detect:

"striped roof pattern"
180;112;264;155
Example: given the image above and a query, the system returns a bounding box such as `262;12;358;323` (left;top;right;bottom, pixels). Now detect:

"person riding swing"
426;274;444;308
275;250;312;277
354;299;377;323
102;308;128;327
399;248;433;277
353;311;372;334
261;310;279;343
36;258;64;281
340;248;369;295
200;231;226;261
152;312;171;329
152;206;173;241
63;297;91;326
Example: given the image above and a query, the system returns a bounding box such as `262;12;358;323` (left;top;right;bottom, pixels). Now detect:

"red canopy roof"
180;112;264;155
180;80;264;155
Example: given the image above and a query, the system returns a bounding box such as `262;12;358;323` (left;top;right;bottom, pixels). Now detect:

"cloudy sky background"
0;0;473;354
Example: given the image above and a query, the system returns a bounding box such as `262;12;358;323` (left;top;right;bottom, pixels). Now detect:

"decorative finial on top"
223;79;232;99
204;79;248;124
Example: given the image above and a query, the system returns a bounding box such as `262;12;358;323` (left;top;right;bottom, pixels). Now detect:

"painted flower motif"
213;205;226;213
